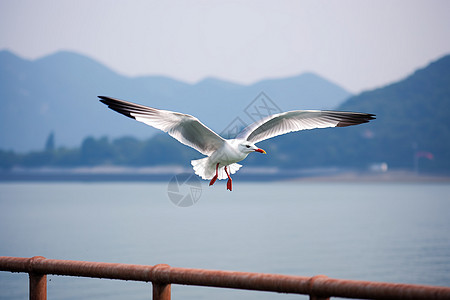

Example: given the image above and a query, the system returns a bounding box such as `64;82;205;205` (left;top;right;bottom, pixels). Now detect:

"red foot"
209;163;219;186
225;166;232;191
209;175;218;186
226;179;232;191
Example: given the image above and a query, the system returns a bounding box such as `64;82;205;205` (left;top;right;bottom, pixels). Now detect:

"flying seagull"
99;96;375;191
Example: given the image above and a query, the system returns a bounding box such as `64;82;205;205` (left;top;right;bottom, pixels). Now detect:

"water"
0;181;449;299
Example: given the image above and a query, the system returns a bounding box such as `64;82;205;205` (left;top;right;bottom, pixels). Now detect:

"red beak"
255;148;266;154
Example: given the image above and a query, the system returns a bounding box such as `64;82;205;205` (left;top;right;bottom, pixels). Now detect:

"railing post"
29;273;47;300
28;256;47;300
152;283;171;300
309;275;330;300
309;296;330;300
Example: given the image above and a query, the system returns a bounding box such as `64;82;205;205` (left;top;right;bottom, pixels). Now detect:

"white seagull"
99;96;375;191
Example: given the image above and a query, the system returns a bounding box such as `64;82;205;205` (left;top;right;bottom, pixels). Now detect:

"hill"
245;54;450;173
0;50;351;152
337;55;450;172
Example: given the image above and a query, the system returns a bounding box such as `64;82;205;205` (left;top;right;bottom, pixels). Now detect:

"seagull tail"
191;158;242;180
191;157;215;180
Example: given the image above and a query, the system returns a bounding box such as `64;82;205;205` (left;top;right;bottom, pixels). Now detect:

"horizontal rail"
1;256;450;300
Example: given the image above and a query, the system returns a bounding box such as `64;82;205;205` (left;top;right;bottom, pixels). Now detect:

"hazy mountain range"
0;50;350;152
1;50;450;174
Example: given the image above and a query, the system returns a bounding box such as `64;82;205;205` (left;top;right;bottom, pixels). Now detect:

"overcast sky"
1;0;450;93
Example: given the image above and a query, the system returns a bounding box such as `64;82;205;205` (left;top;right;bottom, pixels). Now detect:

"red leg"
209;163;219;186
224;166;232;191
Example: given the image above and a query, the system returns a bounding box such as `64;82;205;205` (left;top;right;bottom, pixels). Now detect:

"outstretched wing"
99;96;225;156
236;110;375;144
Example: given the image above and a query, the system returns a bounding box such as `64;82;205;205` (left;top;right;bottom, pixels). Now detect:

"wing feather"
236;110;375;144
99;96;225;156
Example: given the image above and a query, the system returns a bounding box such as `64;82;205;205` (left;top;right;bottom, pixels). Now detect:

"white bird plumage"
99;96;375;191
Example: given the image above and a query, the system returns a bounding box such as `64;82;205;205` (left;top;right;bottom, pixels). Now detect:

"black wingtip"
98;95;111;104
335;112;376;127
98;96;137;120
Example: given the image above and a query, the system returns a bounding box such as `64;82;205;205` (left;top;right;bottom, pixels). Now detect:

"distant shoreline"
289;170;450;183
0;167;449;183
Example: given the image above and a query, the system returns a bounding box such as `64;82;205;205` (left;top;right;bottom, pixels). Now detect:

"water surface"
0;182;449;299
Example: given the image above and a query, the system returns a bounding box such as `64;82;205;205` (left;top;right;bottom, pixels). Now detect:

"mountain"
0;50;351;152
337;54;450;172
244;54;450;173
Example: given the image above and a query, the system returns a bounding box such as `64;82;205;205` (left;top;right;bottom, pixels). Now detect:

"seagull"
99;96;375;191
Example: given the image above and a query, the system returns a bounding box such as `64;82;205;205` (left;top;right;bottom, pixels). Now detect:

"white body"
192;139;248;180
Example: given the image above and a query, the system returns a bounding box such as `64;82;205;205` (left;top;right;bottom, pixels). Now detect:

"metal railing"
1;256;450;300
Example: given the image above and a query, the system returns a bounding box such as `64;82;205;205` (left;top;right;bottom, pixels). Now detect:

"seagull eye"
246;145;250;148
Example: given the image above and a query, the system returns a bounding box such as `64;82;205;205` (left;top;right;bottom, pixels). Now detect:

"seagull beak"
255;148;266;154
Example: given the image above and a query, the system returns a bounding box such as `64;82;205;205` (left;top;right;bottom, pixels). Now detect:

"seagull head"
239;142;266;154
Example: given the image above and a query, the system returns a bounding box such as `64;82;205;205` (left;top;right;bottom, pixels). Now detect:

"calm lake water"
0;181;449;299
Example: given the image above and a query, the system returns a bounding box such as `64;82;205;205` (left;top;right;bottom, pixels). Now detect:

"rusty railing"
1;256;450;300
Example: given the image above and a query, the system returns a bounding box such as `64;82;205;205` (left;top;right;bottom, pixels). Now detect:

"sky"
1;0;450;93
